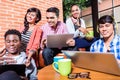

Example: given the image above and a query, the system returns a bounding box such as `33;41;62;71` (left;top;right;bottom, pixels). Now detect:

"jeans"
42;47;78;66
42;48;61;66
0;71;22;80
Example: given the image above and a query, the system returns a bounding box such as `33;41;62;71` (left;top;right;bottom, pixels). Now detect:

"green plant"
63;0;91;21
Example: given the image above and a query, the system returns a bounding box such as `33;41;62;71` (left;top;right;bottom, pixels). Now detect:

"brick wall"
0;0;63;47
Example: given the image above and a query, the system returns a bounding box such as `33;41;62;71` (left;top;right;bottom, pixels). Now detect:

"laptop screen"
47;34;74;48
0;64;26;76
62;51;120;76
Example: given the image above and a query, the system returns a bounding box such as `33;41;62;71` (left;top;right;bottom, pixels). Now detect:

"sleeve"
80;18;86;28
74;29;85;38
90;43;95;52
30;28;43;51
90;39;99;52
62;23;69;34
73;18;86;38
66;18;74;34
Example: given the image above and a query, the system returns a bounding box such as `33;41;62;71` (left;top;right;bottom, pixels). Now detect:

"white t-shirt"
66;17;86;38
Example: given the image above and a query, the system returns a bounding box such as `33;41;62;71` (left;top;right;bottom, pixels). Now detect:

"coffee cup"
52;59;71;76
53;56;64;69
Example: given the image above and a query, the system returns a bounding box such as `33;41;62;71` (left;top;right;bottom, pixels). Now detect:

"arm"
26;27;42;61
0;46;6;57
66;18;75;33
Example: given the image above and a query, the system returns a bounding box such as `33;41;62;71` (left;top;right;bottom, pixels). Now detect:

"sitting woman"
19;7;42;65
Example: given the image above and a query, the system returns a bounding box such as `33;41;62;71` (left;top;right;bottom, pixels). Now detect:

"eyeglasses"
68;72;90;79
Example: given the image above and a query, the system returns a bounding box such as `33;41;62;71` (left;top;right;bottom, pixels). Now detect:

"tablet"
0;64;26;76
47;34;74;48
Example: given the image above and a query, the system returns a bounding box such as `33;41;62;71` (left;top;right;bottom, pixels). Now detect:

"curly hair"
4;29;21;41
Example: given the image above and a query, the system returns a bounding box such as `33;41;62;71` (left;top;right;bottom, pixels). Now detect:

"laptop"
62;51;120;76
47;34;74;48
0;64;26;76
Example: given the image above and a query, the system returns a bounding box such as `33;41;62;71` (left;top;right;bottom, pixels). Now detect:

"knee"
42;48;52;57
3;71;17;75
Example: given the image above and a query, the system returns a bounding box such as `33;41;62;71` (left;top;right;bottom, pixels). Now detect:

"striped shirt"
90;35;120;60
21;31;32;52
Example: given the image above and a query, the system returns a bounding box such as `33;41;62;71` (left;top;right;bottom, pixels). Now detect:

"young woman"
66;4;88;38
19;7;42;65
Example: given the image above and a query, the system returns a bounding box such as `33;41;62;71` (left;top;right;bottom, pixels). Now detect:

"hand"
41;39;47;49
66;39;75;46
25;58;31;67
0;46;6;55
0;57;17;65
0;57;4;64
20;76;28;80
72;17;80;26
5;59;17;64
78;27;89;35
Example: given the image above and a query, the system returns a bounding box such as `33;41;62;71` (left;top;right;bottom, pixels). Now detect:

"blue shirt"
90;35;120;60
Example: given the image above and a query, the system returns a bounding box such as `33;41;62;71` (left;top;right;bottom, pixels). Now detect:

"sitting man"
90;15;120;63
0;29;37;80
40;7;68;66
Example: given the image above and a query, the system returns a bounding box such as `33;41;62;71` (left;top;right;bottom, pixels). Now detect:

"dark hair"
23;7;41;34
98;15;116;34
46;7;59;17
98;15;115;25
70;4;81;12
4;29;21;41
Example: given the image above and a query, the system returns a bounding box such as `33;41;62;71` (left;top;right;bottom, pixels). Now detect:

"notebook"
47;34;74;48
62;51;120;76
0;64;26;76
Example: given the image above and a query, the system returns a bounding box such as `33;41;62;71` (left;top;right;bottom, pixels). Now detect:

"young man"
1;29;37;80
40;7;68;65
90;15;120;63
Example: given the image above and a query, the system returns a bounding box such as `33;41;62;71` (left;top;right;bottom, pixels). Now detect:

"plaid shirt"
90;35;120;60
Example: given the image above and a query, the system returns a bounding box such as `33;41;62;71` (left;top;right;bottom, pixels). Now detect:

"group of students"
0;4;120;80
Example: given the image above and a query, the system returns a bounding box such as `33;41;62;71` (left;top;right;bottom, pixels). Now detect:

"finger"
4;57;14;60
66;39;71;44
6;60;17;64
